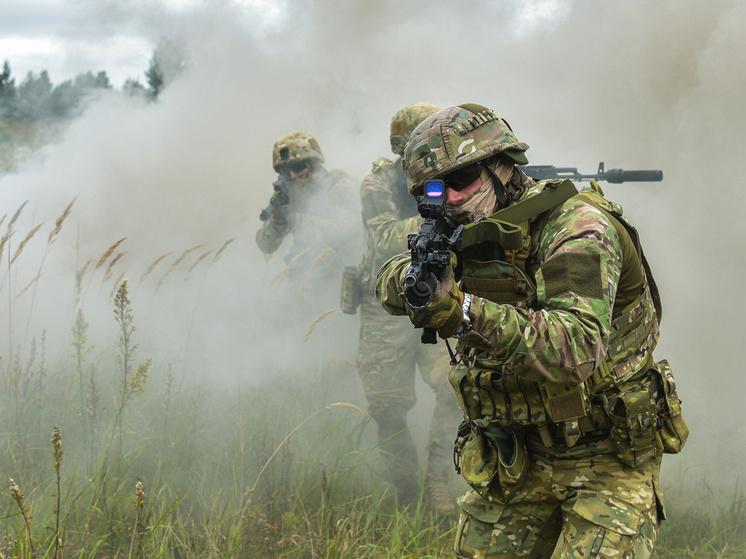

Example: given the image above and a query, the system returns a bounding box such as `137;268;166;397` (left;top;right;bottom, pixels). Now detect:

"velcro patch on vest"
548;391;587;422
541;252;603;300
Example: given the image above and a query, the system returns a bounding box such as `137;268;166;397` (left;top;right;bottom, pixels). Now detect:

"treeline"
0;38;188;122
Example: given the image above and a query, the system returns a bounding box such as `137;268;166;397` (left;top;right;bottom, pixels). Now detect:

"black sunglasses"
443;164;482;192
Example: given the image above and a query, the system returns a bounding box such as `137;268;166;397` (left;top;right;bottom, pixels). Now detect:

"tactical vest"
449;180;662;447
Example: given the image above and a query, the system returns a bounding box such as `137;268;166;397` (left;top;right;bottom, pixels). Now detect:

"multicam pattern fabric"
390;102;441;156
357;293;457;491
256;167;355;259
271;131;325;172
454;449;663;558
377;184;622;385
376;165;668;554
359;158;420;288
358;156;461;505
403;104;530;195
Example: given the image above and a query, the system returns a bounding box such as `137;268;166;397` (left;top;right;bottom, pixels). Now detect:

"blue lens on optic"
425;181;444;197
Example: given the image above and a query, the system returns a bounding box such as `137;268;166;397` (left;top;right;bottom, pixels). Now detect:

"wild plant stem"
249;408;324;494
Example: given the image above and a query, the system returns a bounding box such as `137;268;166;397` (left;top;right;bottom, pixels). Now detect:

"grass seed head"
141;251;173;282
48;195;77;244
96;237;127;270
325;402;365;415
304;307;339;342
274;248;310;289
10;222;44;265
51;426;63;470
7;200;28;233
213;237;236;262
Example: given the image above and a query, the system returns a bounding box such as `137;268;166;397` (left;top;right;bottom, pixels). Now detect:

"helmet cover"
272;131;325;172
389;102;442;156
403;104;529;195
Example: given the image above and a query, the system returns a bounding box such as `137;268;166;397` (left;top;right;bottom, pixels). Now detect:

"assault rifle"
259;176;290;222
403;180;463;345
521;162;663;183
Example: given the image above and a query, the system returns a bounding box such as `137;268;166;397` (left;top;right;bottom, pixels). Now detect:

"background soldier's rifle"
521;162;663;183
403;180;463;345
259;176;290;221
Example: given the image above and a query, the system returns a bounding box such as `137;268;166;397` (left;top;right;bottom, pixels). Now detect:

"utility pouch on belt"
604;380;658;467
457;422;528;503
650;360;689;454
340;265;363;314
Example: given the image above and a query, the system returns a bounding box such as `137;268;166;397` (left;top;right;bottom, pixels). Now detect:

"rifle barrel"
521;165;663;183
604;169;663;183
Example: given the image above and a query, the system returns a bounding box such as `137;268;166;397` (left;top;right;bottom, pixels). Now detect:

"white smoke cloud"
1;0;743;498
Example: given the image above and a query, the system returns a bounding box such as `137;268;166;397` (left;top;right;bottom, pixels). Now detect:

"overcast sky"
0;0;568;87
0;0;290;86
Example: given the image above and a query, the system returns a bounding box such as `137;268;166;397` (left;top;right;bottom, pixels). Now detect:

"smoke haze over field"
1;0;745;498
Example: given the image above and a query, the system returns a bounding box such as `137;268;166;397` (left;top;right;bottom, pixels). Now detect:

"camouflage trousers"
357;293;460;502
454;437;664;558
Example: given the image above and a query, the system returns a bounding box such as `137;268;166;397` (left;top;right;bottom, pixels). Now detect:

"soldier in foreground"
351;103;462;512
376;104;688;556
256;131;355;271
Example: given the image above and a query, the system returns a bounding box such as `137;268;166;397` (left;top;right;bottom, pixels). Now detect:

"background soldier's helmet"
402;103;530;195
272;131;325;172
389;102;442;156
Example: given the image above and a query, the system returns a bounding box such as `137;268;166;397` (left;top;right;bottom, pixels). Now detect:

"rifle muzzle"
605;169;663;183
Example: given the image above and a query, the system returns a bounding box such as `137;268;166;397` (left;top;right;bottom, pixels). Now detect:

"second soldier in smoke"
349;103;463;512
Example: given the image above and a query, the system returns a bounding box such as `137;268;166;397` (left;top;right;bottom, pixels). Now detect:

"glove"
270;201;292;229
407;264;465;338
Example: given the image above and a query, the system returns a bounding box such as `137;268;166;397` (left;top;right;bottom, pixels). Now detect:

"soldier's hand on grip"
406;262;464;339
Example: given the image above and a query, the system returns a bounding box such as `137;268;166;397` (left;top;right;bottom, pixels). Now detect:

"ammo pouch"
339;265;362;314
602;360;688;467
650;360;689;454
603;376;658;468
456;422;528;503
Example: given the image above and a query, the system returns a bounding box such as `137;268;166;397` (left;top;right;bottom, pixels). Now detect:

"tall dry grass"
0;198;740;558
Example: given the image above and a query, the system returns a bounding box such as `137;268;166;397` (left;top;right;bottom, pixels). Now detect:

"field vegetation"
0;176;743;557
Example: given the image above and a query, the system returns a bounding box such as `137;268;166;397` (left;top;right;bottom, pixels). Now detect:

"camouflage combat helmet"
272;131;325;172
402;104;530;195
390;102;442;156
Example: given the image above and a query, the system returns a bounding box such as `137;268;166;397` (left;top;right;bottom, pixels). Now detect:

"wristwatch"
453;293;472;338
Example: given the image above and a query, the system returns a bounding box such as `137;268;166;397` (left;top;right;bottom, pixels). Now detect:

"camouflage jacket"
256;166;356;259
376;179;627;386
359;157;421;289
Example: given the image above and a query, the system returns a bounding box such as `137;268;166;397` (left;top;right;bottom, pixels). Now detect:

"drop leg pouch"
459;423;528;502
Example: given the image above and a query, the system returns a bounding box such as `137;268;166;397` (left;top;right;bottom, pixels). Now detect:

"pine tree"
0;60;17;118
145;38;189;101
